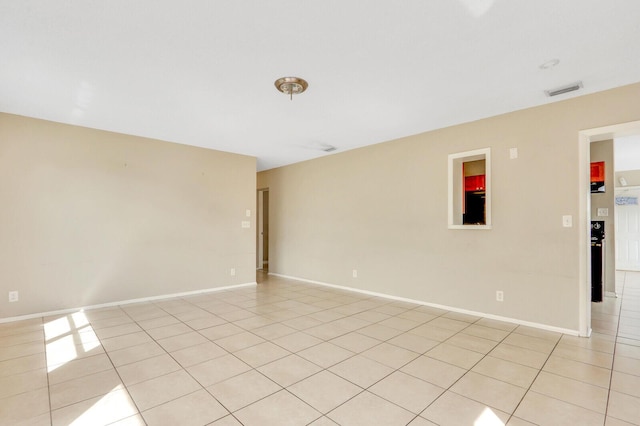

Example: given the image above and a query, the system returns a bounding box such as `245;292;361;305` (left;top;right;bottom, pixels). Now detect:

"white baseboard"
0;282;257;324
269;273;581;336
605;291;618;298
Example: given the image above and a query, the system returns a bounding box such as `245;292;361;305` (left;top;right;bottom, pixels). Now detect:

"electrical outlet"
8;291;19;302
496;291;504;302
230;268;236;276
352;269;358;278
241;221;250;228
246;209;251;217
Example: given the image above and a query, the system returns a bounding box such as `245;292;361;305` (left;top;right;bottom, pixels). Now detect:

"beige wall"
1;113;256;319
590;140;615;294
616;170;640;187
258;82;640;332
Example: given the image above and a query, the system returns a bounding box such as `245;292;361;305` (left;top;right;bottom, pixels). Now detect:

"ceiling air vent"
304;141;337;153
545;81;583;97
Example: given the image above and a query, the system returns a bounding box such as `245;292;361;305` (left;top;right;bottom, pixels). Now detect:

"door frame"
256;188;269;270
579;120;640;336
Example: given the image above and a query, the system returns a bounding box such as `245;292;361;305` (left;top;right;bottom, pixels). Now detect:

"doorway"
580;120;640;336
614;135;640;272
257;188;269;271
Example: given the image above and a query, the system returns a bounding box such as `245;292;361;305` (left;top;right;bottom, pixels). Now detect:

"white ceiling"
1;1;640;171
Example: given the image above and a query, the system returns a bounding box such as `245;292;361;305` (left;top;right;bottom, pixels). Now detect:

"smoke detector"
539;59;560;70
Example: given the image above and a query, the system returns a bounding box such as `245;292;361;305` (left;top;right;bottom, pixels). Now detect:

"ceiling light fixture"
274;77;308;100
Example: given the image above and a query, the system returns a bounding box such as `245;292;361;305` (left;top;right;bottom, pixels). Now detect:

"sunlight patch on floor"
69;385;139;426
44;316;71;340
46;334;78;371
474;407;504;426
45;311;99;372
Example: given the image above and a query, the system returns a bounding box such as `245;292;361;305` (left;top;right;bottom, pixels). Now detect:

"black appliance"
463;192;486;225
591;221;605;302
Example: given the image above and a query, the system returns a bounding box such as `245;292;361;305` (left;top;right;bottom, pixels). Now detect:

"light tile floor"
1;271;640;425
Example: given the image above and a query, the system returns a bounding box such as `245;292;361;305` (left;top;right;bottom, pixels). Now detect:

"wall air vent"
545;81;583;97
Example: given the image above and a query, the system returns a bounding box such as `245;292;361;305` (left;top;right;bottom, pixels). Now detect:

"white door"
615;188;640;271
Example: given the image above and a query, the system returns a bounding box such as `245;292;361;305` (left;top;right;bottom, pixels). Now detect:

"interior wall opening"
257;188;269;273
581;120;640;337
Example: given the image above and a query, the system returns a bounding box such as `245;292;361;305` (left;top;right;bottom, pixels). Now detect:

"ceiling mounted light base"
275;77;308;100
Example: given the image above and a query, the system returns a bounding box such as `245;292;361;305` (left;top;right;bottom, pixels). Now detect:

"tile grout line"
507;273;629;424
119;288;308;422
128;297;241;423
42;315;54;426
87;303;197;423
149;293;293;425
400;317;495;424
208;282;401;424
602;270;626;424
233;290;421;420
505;331;565;424
419;317;524;424
38;290;507;422
90;305;148;425
0;321;51;423
224;286;557;421
215;284;452;423
314;314;514;423
20;274;638;426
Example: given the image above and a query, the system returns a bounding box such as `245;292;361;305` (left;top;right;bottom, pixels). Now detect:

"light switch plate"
562;215;572;227
597;208;609;217
509;148;518;159
241;221;250;228
246;209;251;217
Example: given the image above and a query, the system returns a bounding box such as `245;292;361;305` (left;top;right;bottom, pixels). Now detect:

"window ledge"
448;225;492;230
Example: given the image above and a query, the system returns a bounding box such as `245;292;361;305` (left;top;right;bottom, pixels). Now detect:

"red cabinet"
465;175;485;192
590;162;605;183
